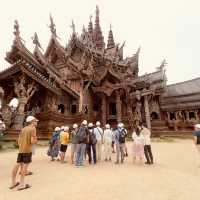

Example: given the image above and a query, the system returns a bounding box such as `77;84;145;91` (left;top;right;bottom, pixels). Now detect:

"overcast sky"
0;0;200;84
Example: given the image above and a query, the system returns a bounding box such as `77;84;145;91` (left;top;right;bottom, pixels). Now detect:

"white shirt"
132;132;145;145
140;127;151;145
103;129;113;143
94;127;103;141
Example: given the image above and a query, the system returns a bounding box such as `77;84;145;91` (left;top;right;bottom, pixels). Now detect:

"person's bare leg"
18;163;28;189
11;163;21;187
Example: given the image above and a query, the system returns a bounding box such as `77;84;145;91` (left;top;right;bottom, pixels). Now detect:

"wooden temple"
0;6;199;138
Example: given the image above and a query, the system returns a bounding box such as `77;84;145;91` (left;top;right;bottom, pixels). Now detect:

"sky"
0;0;200;84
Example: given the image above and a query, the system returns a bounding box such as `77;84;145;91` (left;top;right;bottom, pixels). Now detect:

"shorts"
17;153;32;164
60;144;68;153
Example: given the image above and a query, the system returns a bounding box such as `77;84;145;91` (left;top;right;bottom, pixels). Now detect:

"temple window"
58;104;65;114
71;104;77;114
109;103;116;115
170;112;176;120
151;112;159;120
93;104;99;112
189;111;195;120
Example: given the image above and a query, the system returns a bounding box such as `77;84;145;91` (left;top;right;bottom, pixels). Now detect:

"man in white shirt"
139;122;153;165
93;121;103;162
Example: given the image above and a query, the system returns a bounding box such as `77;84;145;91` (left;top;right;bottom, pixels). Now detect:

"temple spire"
107;24;115;49
13;20;20;37
93;5;105;50
88;15;93;37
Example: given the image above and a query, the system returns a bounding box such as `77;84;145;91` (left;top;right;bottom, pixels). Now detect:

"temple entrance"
109;102;116;115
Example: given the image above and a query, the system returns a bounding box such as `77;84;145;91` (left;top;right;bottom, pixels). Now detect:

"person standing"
10;116;38;190
86;123;97;164
94;121;103;162
121;123;128;157
139;122;154;165
115;123;126;164
103;124;113;161
193;124;200;167
71;123;78;164
75;120;89;166
59;126;70;163
132;127;145;164
47;127;60;161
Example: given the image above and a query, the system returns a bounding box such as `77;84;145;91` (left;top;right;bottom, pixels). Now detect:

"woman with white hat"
103;124;113;161
71;123;78;164
47;127;61;161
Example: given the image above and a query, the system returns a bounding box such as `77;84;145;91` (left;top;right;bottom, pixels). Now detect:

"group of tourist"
47;120;154;166
8;113;200;191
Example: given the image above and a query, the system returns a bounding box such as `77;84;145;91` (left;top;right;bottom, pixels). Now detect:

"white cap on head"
96;121;101;126
64;126;69;131
121;123;124;127
105;124;110;129
82;120;87;126
88;123;93;128
117;123;122;128
26;116;39;123
55;127;60;131
73;123;78;129
0;120;3;124
195;124;200;129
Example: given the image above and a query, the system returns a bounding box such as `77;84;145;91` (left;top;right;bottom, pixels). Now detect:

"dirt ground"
1;139;200;200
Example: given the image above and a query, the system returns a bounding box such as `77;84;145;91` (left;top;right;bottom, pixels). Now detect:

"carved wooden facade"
0;7;199;138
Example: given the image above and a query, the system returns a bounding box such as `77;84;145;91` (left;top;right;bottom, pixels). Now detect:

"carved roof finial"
136;46;141;56
13;20;20;37
49;14;57;36
107;24;115;49
32;32;43;50
88;15;93;37
70;20;76;34
156;59;167;71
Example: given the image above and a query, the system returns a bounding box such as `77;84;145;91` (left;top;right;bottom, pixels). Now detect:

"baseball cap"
26;116;39;123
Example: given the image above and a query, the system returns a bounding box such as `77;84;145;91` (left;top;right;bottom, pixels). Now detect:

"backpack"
118;129;126;144
76;126;87;143
89;129;97;145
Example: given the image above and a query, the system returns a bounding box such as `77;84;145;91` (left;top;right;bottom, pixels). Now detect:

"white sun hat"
26;116;39;123
195;124;200;129
64;126;69;131
117;123;122;128
73;123;78;129
88;123;94;128
96;121;101;126
55;127;60;131
105;124;110;129
82;120;87;125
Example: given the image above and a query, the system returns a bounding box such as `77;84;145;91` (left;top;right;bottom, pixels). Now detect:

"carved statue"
134;101;142;122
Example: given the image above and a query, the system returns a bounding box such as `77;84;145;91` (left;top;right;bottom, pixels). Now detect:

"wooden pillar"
186;111;189;121
101;94;107;126
79;80;83;113
116;91;122;123
144;95;151;130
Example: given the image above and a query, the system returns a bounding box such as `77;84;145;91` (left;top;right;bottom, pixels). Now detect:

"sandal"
26;172;33;176
17;184;31;191
9;182;19;189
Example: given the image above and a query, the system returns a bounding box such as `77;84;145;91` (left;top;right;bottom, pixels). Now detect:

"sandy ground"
1;139;200;200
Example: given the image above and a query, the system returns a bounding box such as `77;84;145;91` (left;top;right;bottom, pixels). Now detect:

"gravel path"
1;139;200;200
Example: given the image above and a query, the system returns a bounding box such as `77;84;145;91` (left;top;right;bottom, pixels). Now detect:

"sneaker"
145;162;151;165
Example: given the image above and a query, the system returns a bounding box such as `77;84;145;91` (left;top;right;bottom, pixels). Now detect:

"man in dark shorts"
10;116;38;190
